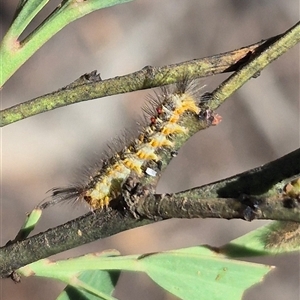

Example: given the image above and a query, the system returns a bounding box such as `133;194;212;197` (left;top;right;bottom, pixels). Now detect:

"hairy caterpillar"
42;77;220;211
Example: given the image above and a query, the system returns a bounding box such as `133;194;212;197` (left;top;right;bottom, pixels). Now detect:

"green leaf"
136;246;273;300
57;269;120;300
8;0;49;38
19;250;121;300
17;246;273;300
13;208;42;241
0;0;134;87
221;221;300;257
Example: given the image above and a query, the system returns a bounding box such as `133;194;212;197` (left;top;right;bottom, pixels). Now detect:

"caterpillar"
42;77;221;211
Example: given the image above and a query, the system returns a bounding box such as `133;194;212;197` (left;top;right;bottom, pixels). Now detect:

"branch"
2;21;299;127
0;33;281;127
0;148;299;278
134;149;300;222
207;21;300;110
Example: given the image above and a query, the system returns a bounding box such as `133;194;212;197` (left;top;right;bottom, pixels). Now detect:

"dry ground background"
1;1;299;299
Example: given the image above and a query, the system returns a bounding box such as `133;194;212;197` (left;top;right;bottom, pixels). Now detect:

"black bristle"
39;186;83;210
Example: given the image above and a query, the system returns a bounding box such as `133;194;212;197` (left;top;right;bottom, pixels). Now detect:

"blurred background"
1;1;299;299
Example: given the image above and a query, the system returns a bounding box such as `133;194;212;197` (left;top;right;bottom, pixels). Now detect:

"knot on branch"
197;100;222;126
121;175;155;219
239;194;263;221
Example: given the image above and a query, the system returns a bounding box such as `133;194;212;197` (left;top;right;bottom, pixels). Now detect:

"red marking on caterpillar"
42;78;220;211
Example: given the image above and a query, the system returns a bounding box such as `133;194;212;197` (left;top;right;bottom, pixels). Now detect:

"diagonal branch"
0;32;282;127
0;148;299;279
133;149;300;221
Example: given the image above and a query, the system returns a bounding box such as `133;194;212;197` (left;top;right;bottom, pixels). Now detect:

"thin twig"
208;21;300;110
